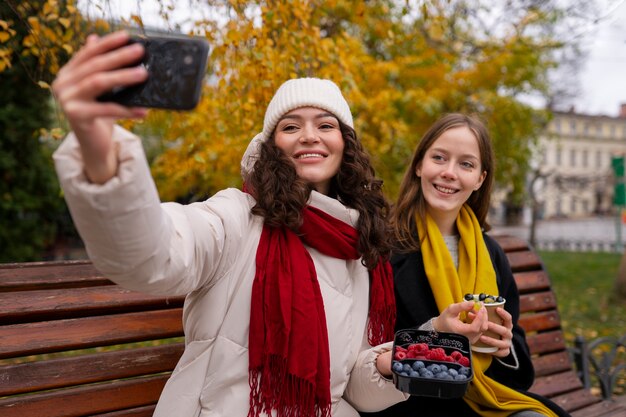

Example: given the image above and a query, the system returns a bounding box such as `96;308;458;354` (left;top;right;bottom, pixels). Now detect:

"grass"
538;250;625;344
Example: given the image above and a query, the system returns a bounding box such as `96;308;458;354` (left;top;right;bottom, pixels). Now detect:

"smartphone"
97;36;209;111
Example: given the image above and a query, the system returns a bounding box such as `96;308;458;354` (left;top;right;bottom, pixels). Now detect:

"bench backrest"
492;235;626;416
0;260;185;417
1;237;621;417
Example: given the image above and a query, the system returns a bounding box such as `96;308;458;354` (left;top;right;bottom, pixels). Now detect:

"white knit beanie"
240;77;353;179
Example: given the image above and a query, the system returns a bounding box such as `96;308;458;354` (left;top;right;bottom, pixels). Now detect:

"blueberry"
448;368;458;377
454;374;468;381
458;366;471;376
418;367;429;376
422;370;434;378
464;293;474;301
392;361;403;373
400;372;409;376
478;293;487;301
412;361;425;371
429;364;441;374
409;371;419;377
439;364;448;372
496;296;505;303
402;364;412;373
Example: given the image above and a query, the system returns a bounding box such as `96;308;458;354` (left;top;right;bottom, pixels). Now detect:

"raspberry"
408;343;429;354
426;349;446;361
458;356;470;367
450;350;464;361
394;351;407;360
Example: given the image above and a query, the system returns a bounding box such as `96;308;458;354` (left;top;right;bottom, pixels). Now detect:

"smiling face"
416;126;487;234
274;106;344;195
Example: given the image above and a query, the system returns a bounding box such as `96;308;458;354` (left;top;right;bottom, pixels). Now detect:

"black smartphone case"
97;36;209;111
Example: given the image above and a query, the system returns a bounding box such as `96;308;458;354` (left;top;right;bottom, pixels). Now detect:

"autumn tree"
0;0;84;261
132;0;576;206
3;0;584;227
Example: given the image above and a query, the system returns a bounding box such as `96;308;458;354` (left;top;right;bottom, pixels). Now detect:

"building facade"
535;104;626;219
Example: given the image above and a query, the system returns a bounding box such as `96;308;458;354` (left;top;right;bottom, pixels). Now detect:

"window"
596;151;603;168
556;148;562;165
554;119;561;133
570;149;576;167
582;150;588;167
570;198;576;214
583;123;589;135
570;120;576;133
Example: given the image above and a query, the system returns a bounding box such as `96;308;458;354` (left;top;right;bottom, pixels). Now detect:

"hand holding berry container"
391;328;473;398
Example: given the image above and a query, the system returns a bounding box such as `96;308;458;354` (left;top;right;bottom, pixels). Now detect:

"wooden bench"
493;234;626;417
0;260;185;417
0;235;624;416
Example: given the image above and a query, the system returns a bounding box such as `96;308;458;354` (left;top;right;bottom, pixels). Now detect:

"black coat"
361;234;570;417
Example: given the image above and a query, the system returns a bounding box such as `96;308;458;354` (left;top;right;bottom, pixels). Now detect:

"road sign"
613;156;625;206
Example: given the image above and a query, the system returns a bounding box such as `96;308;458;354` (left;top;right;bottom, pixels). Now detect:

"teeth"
435;185;456;194
297;153;324;159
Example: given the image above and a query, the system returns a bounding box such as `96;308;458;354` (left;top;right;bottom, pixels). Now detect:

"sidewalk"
491;216;626;252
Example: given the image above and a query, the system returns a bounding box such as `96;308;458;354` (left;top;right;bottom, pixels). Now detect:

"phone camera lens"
184;55;193;65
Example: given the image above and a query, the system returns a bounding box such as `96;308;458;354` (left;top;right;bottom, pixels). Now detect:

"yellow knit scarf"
416;205;557;417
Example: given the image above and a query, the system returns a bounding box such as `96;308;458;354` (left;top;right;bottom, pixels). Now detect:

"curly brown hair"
248;121;391;269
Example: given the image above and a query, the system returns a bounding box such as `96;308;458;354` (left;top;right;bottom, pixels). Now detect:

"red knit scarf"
248;205;395;417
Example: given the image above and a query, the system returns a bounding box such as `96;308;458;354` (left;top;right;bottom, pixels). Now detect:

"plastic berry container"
391;328;473;398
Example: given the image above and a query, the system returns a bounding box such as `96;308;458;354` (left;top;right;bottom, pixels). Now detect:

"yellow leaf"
37;81;50;89
58;18;70;28
43;0;58;15
0;20;8;30
62;44;73;54
0;32;10;43
130;15;144;29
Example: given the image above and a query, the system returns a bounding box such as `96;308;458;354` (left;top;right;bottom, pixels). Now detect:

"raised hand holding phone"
52;31;149;184
96;36;209;110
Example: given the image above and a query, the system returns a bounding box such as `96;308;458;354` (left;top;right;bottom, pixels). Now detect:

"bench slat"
519;291;557;313
518;311;561;333
506;250;543;272
0;343;184;396
0;309;184;359
530;370;585;397
513;270;552;293
570;398;626;417
526;329;567;355
531;351;573;377
0;261;109;291
0;286;184;324
0;374;168;417
490;235;530;252
91;405;156;417
549;388;603;414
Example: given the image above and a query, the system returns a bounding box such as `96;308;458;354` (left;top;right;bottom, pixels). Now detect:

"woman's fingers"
64;31;131;71
54;44;146;103
59;65;148;108
64;101;148;122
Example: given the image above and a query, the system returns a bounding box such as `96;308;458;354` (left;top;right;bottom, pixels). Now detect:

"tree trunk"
614;248;626;300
